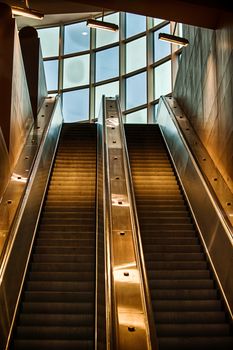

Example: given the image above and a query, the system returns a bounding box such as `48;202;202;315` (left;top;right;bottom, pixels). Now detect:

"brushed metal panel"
95;123;107;350
0;97;56;259
165;97;233;226
10;24;34;170
112;230;135;266
0;96;63;350
157;96;233;318
102;97;153;350
0;128;10;200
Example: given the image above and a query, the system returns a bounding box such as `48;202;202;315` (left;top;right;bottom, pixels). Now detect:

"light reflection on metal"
114;269;140;284
11;6;44;20
118;312;146;329
111;194;129;207
159;32;189;46
11;173;27;184
106;118;119;127
86;18;119;32
0;97;57;260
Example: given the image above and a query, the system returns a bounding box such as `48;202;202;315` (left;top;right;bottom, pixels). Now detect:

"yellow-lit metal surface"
0;96;56;259
95;122;107;350
0;95;63;350
102;97;152;350
10;24;34;168
157;96;233;319
165;96;233;227
0;128;10;201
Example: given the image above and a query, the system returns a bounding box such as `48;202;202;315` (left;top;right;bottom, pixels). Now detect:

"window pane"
44;60;58;91
64;22;90;54
63;89;89;122
126;72;147;110
126;37;146;73
37;27;59;58
154;104;159;122
96;46;119;82
154;24;171;62
153;18;165;27
126;13;146;38
125;108;147;123
95;81;119;115
96;13;119;47
154;60;171;100
63;54;90;89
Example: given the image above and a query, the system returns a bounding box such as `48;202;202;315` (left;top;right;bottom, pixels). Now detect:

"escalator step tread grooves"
11;123;97;349
125;124;233;350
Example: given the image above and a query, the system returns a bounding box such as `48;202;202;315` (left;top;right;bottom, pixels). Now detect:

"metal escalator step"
32;254;95;263
30;262;94;272
152;299;222;311
154;311;227;324
146;261;208;270
14;339;94;350
158;336;233;350
33;246;94;255
16;326;93;340
143;245;202;253
147;270;210;279
156;323;231;336
35;239;95;247
21;302;94;314
144;252;205;261
23;291;94;303
19;313;94;326
143;237;199;245
28;271;94;282
139;231;197;238
150;289;218;300
38;224;95;232
37;232;95;239
149;279;214;289
26;281;94;292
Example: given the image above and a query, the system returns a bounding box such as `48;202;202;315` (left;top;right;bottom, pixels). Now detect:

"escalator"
125;124;233;350
11;123;97;350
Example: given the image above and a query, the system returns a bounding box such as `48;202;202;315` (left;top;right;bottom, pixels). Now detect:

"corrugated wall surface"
173;14;233;193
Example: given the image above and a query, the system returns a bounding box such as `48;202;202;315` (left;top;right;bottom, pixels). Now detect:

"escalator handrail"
116;97;159;350
100;96;113;350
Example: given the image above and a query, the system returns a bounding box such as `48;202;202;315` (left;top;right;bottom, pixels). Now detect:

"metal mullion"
123;31;147;44
147;16;153;124
94;41;119;53
149;20;170;34
119;12;126;113
151;55;172;69
90;27;96;121
58;24;64;95
124;103;148;115
62;49;91;60
61;84;90;94
123;66;147;80
94;77;119;88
